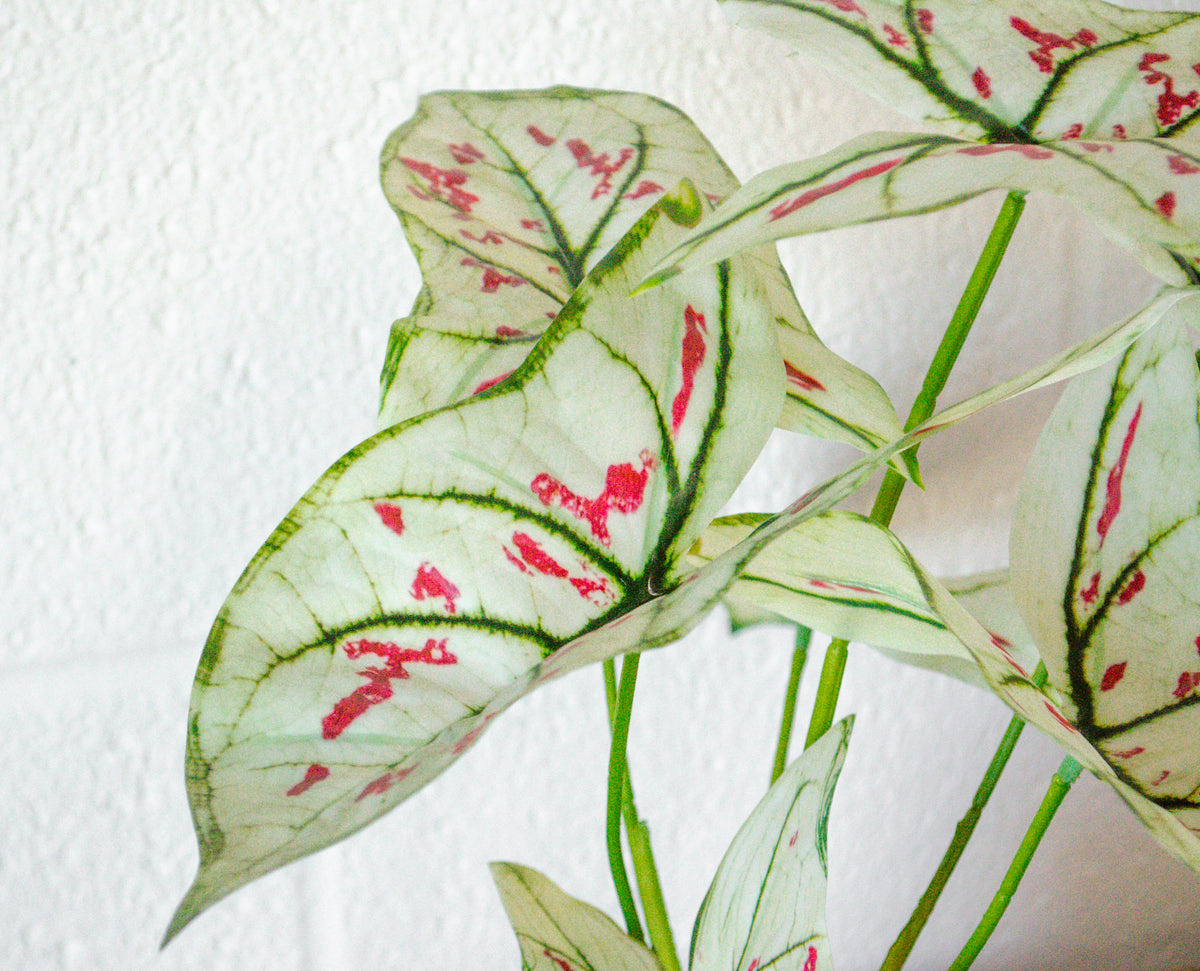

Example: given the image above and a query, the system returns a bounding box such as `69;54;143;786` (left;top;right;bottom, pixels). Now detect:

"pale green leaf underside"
1012;297;1200;854
491;862;662;971
688;514;1040;688
378;87;909;465
647;131;1200;287
723;0;1200;142
167;184;784;940
691;718;850;971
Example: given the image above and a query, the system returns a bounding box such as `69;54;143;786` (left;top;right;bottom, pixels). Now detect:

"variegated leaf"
721;0;1200;142
166;182;785;939
686;512;1033;687
378;87;910;463
490;863;662;971
690;718;851;971
1011;296;1200;856
644;131;1200;287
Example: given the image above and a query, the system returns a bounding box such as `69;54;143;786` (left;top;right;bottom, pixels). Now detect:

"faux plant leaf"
166;182;785;940
690;718;851;971
683;287;1199;684
378;87;910;462
490;862;662;971
644;130;1200;287
1010;297;1200;859
720;0;1200;142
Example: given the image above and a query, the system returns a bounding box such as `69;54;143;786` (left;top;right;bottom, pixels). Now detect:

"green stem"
604;656;681;969
880;666;1047;971
606;655;645;943
628;820;682;971
948;755;1083;971
771;626;813;784
802;191;1027;750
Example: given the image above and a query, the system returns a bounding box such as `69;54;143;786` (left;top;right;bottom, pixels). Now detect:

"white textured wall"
6;1;1200;968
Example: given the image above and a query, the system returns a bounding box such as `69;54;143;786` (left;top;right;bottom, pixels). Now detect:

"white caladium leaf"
644;131;1200;287
490;863;662;971
378;87;910;463
721;0;1200;142
685;512;1026;687
1010;296;1200;863
690;718;851;971
166;183;785;940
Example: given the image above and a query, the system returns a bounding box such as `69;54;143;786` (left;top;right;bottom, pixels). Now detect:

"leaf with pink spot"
379;88;910;470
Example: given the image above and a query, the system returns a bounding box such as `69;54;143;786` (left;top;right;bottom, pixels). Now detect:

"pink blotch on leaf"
495;325;527;339
460;257;524;293
1010;17;1098;73
521;218;545;230
411;563;460;614
1169;154;1200;175
1173;671;1200;699
322;638;458;739
805;946;819;971
817;0;864;14
1097;402;1142;545
1112;124;1128;139
748;961;761;971
453;713;498;755
460;229;503;244
530;451;655;546
473;370;514;395
1100;662;1127;691
1157;192;1178;218
286;763;330;797
789;830;799;848
543;950;574;971
972;68;992;99
958;144;1054;160
916;8;934;33
1139;53;1200;127
1153;769;1172;786
1112;745;1145;759
671;306;708;435
786;362;826;392
884;24;907;47
527;125;556;146
566;139;636;199
401;158;479;214
623;180;664;200
1062;123;1084;139
373;501;405;536
1117;570;1146;605
769;157;906;221
449;142;484;165
355;766;415;802
1080;571;1101;604
1045;701;1077;732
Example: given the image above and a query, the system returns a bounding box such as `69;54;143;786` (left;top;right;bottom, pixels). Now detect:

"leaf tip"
161;880;203;949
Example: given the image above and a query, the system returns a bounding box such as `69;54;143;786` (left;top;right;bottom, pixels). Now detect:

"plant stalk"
802;191;1027;750
947;755;1083;971
606;655;645;942
604;656;682;969
880;665;1047;971
770;625;813;784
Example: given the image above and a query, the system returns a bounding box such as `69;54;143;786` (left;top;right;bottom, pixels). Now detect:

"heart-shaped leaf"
1011;296;1200;852
644;131;1200;287
490;863;663;971
690;718;850;971
721;0;1200;142
166;183;785;940
379;87;910;461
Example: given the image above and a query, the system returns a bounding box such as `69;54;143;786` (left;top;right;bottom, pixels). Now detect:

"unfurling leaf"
379;87;909;462
491;863;662;971
691;718;851;971
166;183;785;940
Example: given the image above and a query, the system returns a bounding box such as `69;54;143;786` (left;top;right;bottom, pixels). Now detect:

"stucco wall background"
6;0;1200;968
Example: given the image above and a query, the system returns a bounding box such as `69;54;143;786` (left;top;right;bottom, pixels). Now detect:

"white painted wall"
5;1;1200;968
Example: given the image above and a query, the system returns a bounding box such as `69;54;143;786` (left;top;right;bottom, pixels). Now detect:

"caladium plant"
168;0;1200;967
